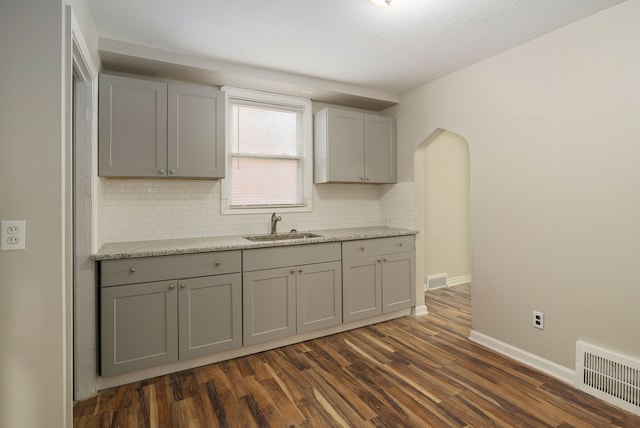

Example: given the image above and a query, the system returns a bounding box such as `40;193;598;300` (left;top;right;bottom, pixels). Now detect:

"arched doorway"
414;129;471;314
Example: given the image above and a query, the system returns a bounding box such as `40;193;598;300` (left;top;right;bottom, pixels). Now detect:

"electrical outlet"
533;310;544;330
1;220;26;251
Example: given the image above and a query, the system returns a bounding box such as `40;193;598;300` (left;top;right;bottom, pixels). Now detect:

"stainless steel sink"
244;232;322;242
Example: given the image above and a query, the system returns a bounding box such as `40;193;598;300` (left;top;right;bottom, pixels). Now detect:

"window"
221;87;312;214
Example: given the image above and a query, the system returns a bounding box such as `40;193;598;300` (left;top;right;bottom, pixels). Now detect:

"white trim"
69;7;100;401
469;330;575;384
412;305;429;316
220;86;313;215
448;274;471;287
70;10;98;79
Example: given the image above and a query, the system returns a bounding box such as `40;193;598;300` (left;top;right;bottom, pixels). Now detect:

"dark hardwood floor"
74;284;640;427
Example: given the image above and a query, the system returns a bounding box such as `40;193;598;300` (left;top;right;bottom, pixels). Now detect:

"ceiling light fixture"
371;0;394;7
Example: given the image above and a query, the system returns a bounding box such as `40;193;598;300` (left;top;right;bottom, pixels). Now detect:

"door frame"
69;7;99;400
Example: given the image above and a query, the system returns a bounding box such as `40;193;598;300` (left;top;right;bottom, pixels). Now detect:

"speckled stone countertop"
93;227;417;261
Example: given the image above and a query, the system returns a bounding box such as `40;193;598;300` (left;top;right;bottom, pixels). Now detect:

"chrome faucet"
270;212;282;234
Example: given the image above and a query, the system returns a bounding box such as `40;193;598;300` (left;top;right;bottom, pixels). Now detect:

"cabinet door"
364;114;396;183
297;261;342;333
382;251;415;313
321;109;365;182
168;84;225;178
243;267;296;345
101;280;178;376
178;273;242;360
99;74;167;177
342;256;382;322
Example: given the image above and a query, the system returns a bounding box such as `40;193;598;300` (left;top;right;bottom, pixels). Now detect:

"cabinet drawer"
342;236;414;260
243;243;341;272
101;251;241;287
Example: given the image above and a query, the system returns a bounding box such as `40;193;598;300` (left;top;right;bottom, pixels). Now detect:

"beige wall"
0;0;98;425
423;131;470;283
392;1;640;369
0;0;70;426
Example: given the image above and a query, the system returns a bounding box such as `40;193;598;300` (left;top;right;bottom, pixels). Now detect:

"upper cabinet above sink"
98;73;225;179
313;107;396;184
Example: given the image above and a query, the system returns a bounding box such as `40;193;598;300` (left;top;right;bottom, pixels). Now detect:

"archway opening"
413;129;471;314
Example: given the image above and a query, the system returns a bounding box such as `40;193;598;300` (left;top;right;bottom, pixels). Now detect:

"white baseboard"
448;274;471;287
469;330;574;385
413;304;428;316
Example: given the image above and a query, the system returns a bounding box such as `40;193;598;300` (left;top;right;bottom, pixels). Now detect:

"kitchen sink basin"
244;232;322;242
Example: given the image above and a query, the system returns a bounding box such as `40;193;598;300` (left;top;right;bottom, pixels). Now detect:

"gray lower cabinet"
99;73;224;178
242;243;342;346
242;267;296;346
101;280;178;377
297;261;342;333
342;236;415;322
100;251;241;376
342;256;382;322
178;273;242;359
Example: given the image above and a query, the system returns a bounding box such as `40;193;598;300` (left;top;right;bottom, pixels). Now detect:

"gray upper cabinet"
99;73;225;179
99;74;167;177
314;107;396;184
363;114;397;183
168;83;225;178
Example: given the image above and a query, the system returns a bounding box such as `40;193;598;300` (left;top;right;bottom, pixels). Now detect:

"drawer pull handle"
130;267;136;273
180;283;186;289
215;260;221;266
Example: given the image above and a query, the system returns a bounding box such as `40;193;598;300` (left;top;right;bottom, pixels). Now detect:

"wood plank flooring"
74;284;640;427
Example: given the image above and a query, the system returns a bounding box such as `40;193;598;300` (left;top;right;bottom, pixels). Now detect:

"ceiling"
88;0;624;110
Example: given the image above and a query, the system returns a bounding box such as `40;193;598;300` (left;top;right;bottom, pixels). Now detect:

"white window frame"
221;86;313;215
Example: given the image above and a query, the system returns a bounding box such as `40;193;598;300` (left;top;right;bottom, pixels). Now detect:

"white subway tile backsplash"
379;182;416;230
100;179;386;244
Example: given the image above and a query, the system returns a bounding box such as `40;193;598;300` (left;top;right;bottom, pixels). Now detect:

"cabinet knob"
215;260;221;266
365;177;371;181
180;283;186;289
360;247;365;251
383;258;388;262
129;267;136;273
399;242;404;247
298;269;303;273
169;284;175;290
360;177;365;181
377;259;381;263
158;169;165;175
169;169;176;175
290;269;295;274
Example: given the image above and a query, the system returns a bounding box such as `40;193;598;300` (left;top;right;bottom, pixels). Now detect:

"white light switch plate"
1;220;26;250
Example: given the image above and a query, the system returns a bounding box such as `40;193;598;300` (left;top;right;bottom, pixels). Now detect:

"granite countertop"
93;226;417;261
